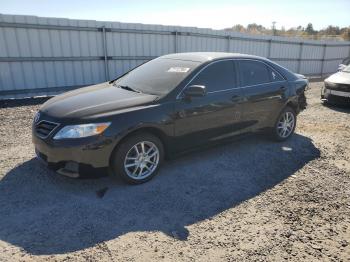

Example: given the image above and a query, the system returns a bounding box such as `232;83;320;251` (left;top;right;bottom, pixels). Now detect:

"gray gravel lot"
0;82;349;261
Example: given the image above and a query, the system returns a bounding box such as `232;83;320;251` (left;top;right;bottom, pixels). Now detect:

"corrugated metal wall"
1;14;350;99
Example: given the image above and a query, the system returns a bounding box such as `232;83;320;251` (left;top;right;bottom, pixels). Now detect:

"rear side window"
190;60;236;92
239;60;270;86
269;67;284;82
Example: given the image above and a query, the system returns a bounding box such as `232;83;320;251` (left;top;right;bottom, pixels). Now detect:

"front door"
173;60;246;151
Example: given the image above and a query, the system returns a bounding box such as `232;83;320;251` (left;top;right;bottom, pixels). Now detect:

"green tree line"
225;23;350;41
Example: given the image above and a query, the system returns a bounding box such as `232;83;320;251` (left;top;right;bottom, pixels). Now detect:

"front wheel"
110;133;164;184
272;106;296;141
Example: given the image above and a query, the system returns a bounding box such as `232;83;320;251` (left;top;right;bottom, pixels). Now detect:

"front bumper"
322;88;350;98
321;86;350;104
32;131;116;171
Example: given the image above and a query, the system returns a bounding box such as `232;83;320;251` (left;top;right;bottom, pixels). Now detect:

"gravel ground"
0;82;349;261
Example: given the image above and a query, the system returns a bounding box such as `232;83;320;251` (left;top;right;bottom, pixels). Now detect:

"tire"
110;132;164;184
271;106;297;141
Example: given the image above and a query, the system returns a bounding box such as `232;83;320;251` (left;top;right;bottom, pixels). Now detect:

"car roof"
161;52;265;63
160;52;299;81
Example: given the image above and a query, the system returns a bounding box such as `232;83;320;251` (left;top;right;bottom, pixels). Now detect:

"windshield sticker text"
167;67;190;73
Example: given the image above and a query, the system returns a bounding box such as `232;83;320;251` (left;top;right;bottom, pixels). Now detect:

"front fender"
104;102;175;159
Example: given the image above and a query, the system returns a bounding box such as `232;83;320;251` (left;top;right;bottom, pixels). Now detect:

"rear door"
238;59;288;129
173;60;246;150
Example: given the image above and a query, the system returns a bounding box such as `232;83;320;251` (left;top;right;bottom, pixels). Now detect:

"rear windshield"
114;58;200;96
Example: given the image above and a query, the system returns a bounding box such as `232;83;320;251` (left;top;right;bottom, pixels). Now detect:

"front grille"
328;94;350;105
337;84;350;92
325;82;350;92
35;121;59;138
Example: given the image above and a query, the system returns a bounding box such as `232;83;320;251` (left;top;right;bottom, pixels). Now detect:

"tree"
305;23;315;35
231;24;245;33
246;23;266;34
340;27;350;41
324;25;340;35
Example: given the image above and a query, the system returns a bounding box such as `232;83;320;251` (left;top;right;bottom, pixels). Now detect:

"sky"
0;0;349;30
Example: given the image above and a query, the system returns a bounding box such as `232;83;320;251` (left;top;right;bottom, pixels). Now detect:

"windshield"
342;64;350;73
114;58;200;96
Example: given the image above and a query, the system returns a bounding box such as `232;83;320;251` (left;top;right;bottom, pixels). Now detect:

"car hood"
40;82;158;119
325;71;350;85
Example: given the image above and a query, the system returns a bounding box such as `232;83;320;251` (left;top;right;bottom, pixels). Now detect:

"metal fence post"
102;26;109;81
297;42;303;73
267;39;272;59
227;35;230;52
174;31;178;53
320;44;327;77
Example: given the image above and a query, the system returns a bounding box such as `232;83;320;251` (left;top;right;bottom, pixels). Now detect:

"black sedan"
33;52;308;184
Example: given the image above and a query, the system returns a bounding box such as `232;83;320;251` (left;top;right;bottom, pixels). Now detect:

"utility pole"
272;21;277;36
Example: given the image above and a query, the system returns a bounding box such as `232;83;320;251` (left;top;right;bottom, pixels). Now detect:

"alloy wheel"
124;141;160;180
277;111;295;138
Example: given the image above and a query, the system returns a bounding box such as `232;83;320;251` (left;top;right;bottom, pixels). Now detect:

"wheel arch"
286;100;298;113
108;126;170;166
267;100;298;128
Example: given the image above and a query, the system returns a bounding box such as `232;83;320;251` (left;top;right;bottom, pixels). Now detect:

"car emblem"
34;112;40;123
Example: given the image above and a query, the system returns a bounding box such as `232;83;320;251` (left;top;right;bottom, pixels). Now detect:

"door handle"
280;86;287;91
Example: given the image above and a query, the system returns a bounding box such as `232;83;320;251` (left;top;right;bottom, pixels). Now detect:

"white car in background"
338;57;350;71
322;64;350;104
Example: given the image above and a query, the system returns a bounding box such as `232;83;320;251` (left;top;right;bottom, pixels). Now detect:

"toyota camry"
32;52;308;184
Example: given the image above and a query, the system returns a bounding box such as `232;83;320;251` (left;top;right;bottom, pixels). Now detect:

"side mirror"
183;85;207;97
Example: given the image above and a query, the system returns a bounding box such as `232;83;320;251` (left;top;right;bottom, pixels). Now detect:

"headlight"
53;122;111;139
324;81;336;88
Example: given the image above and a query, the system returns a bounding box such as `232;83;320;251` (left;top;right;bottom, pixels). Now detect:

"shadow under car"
0;133;320;255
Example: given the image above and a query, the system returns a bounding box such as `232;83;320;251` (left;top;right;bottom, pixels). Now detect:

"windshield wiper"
114;84;141;93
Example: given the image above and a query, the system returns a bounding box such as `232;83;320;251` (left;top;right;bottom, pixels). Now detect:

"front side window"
343;58;350;65
239;60;270;86
190;60;237;92
342;65;350;73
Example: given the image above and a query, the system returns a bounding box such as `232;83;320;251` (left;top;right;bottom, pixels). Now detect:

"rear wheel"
272;106;296;141
110;133;164;184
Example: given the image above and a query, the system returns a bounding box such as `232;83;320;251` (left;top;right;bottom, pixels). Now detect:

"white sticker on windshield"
167;67;190;73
